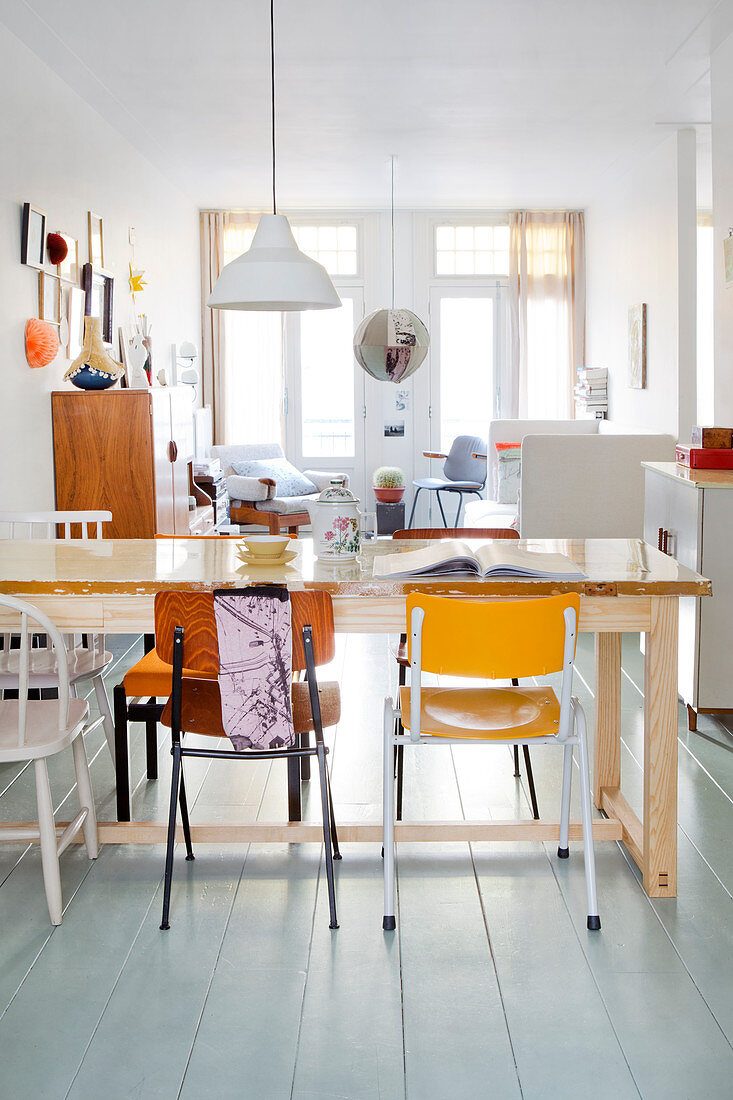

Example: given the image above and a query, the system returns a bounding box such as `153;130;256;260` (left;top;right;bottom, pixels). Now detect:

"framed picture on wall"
21;202;46;268
67;286;85;359
628;303;647;390
38;270;61;325
88;211;104;267
82;262;114;343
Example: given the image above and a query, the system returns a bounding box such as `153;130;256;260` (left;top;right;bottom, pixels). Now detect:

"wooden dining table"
0;536;711;899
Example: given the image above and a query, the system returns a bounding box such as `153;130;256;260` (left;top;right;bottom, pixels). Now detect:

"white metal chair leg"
558;742;573;858
382;698;397;931
92;673;116;764
572;698;601;930
71;733;99;859
34;759;63;925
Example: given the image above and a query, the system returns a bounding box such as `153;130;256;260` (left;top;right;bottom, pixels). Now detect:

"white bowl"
242;534;292;558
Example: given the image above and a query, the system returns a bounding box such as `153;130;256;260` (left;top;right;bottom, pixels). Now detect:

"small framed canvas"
82;263;114;343
628;303;647;389
21;202;46;269
38;271;61;325
57;233;79;283
119;323;150;389
724;234;733;288
88;211;104;267
67;286;85;359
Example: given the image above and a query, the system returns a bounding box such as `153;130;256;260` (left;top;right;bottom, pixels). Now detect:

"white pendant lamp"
208;1;340;313
353;157;429;382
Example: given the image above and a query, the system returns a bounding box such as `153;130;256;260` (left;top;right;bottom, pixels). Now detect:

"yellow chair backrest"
406;593;581;681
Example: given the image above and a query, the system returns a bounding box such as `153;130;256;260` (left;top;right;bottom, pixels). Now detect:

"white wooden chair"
0;511;115;763
0;593;99;924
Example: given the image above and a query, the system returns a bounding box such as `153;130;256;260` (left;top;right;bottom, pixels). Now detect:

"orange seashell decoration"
25;318;59;369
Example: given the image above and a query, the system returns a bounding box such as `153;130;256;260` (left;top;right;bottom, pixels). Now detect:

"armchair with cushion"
211;443;350;535
407;435;486;529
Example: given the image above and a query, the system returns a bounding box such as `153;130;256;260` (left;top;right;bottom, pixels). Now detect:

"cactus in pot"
373;466;406;503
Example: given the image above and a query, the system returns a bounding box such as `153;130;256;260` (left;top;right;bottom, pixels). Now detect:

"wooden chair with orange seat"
112;640;217;821
112;534;292;823
154;586;341;932
382;592;600;933
389;528;539;821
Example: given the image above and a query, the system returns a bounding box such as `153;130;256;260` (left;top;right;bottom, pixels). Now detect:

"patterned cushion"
495;442;522;505
231;458;317;498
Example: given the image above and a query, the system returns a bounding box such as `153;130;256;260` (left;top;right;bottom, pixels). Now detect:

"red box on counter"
676;445;733;469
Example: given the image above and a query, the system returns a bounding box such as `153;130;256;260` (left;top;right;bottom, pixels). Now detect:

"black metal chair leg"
317;744;339;929
510;677;522;778
522;746;540;820
178;763;195;861
113;683;131;822
146;698;158;780
396;744;404;820
160;743;182;930
299;730;311;780
407;486;422;529
287;754;302;821
435;490;449;527
454;492;464;527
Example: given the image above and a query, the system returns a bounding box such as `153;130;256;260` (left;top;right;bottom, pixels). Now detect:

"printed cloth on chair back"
213;587;294;751
443;435;487;486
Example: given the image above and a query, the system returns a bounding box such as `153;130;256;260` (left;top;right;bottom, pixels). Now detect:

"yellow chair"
381;592;600;932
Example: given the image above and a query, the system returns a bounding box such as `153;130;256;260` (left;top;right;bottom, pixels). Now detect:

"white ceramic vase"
307;480;361;562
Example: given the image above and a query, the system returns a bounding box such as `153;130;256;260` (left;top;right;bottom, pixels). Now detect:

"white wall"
585;131;697;439
0;22;200;510
712;30;733;423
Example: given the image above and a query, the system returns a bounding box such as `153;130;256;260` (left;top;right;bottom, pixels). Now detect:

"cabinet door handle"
658;527;664;551
168;440;178;463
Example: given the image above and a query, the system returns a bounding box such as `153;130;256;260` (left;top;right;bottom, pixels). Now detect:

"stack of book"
574;368;608;419
676;426;733;469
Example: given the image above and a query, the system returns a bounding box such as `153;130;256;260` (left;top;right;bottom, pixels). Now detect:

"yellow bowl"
242;534;292;558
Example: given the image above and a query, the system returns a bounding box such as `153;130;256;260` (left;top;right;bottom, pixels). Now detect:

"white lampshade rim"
207;213;341;312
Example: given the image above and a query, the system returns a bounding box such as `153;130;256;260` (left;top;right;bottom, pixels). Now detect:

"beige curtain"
200;211;284;446
200;211;229;442
507;211;585;419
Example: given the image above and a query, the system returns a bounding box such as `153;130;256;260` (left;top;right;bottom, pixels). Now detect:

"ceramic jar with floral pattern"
307;479;361;562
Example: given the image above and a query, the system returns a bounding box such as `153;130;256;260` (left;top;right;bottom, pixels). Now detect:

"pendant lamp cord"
271;0;277;215
390;155;395;309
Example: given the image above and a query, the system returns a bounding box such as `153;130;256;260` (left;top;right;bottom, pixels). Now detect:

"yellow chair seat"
122;647;217;698
399;684;560;740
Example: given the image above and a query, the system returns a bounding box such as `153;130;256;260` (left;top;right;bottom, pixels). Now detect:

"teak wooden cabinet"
52;389;206;538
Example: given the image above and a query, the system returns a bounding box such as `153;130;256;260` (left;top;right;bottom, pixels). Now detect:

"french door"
427;283;508;455
284;288;366;499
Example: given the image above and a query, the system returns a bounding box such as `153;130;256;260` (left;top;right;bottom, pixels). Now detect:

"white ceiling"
3;0;730;210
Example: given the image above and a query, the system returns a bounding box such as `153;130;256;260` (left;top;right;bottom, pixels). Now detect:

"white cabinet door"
697;491;733;708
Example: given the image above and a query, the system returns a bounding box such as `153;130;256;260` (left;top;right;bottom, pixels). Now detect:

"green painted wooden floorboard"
0;632;730;1098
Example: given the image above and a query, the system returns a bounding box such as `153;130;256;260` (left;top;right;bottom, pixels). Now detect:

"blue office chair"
407;435;487;528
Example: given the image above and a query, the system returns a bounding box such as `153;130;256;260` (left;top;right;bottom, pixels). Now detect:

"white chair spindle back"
0;510;111;542
0;594;70;744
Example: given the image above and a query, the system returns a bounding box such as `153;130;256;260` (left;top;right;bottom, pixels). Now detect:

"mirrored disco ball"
353;308;429;383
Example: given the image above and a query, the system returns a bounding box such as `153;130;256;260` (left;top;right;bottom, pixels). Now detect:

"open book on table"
372;540;587;580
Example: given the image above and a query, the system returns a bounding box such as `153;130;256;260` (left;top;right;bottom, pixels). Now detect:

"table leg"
643;597;678;897
593;632;621;809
